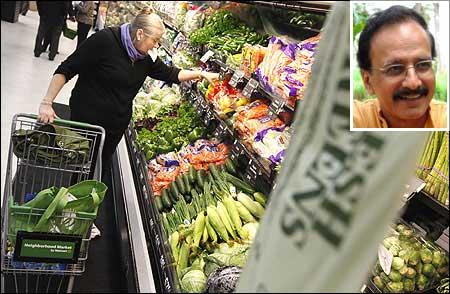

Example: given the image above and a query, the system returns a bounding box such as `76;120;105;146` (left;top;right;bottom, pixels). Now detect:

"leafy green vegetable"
180;269;207;293
136;102;206;160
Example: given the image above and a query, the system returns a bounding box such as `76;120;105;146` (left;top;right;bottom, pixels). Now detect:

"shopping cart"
1;113;105;293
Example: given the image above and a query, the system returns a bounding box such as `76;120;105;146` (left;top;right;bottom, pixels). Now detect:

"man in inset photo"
353;5;448;128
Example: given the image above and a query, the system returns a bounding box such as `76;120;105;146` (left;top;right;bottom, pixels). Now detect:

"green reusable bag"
11;124;90;164
8;180;107;245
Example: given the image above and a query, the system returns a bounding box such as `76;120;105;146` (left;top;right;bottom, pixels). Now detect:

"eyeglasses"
372;60;436;79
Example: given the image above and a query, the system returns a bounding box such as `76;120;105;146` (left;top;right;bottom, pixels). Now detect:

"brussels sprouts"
444;255;449;266
403;278;415;292
420;248;433;264
401;228;413;238
383;236;400;250
373;276;385;290
392;257;405;271
386;281;404;293
405;267;417;279
416;274;429;291
409;251;421;266
396;224;407;234
412;241;422;250
388;270;402;282
416;262;423;274
389;246;400;257
432;251;444;268
380;272;390;284
437;266;449;276
398;249;410;261
374;262;383;275
422;263;436;278
399;265;408;276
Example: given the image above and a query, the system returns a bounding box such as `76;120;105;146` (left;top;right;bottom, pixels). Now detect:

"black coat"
54;27;181;130
36;1;71;26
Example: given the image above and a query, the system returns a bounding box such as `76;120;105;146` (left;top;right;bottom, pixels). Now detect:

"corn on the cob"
234;200;256;223
217;201;238;239
205;215;218;243
206;206;229;242
237;192;265;219
223;196;242;232
169;231;180;263
177;241;190;276
202;223;208;243
192;211;206;247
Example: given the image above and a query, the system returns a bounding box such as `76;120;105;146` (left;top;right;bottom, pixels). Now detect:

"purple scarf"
120;23;146;62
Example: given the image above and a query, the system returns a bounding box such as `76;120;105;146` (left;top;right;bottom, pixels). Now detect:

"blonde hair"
130;7;165;40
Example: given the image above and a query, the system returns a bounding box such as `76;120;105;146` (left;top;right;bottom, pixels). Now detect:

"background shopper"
34;1;72;60
74;1;95;48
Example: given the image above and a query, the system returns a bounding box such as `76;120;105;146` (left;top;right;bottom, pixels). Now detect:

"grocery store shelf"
188;87;275;187
116;138;155;293
160;41;173;56
232;1;332;14
124;126;180;293
418;189;449;216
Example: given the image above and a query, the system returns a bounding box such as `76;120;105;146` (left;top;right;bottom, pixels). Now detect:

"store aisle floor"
1;11;78;200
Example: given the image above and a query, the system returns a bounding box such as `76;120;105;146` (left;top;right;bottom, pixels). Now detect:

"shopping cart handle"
16;113;106;133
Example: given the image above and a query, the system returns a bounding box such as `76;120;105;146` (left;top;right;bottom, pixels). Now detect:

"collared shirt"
353;99;448;128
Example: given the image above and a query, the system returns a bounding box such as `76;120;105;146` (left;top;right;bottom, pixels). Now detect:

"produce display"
172;49;198;69
370;223;449;293
132;86;181;124
204;80;249;120
225;53;243;70
417;132;449;206
257;34;321;106
135;101;206;161
289;12;326;29
158;157;267;293
200;78;291;170
183;5;205;36
189;10;268;56
240;45;266;77
105;1;150;26
149;139;229;196
189;11;242;46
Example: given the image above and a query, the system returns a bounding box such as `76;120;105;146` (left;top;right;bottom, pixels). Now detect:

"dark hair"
357;5;436;71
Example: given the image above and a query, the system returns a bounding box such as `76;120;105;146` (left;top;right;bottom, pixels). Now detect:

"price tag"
155;234;161;247
200;50;215;63
233;140;244;154
242;78;259;98
213;123;227;138
378;245;393;275
269;98;286;117
230;186;237;197
164;277;171;292
229;70;244;88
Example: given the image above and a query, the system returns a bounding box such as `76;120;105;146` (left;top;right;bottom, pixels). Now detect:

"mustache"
393;86;428;100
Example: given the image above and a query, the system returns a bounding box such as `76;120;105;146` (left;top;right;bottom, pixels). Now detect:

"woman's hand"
201;71;220;84
38;102;57;124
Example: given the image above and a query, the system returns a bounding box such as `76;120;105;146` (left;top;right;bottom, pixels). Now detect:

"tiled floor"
1;11;81;202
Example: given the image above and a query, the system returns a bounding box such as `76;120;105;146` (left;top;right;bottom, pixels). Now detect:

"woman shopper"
74;1;95;48
37;7;219;174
